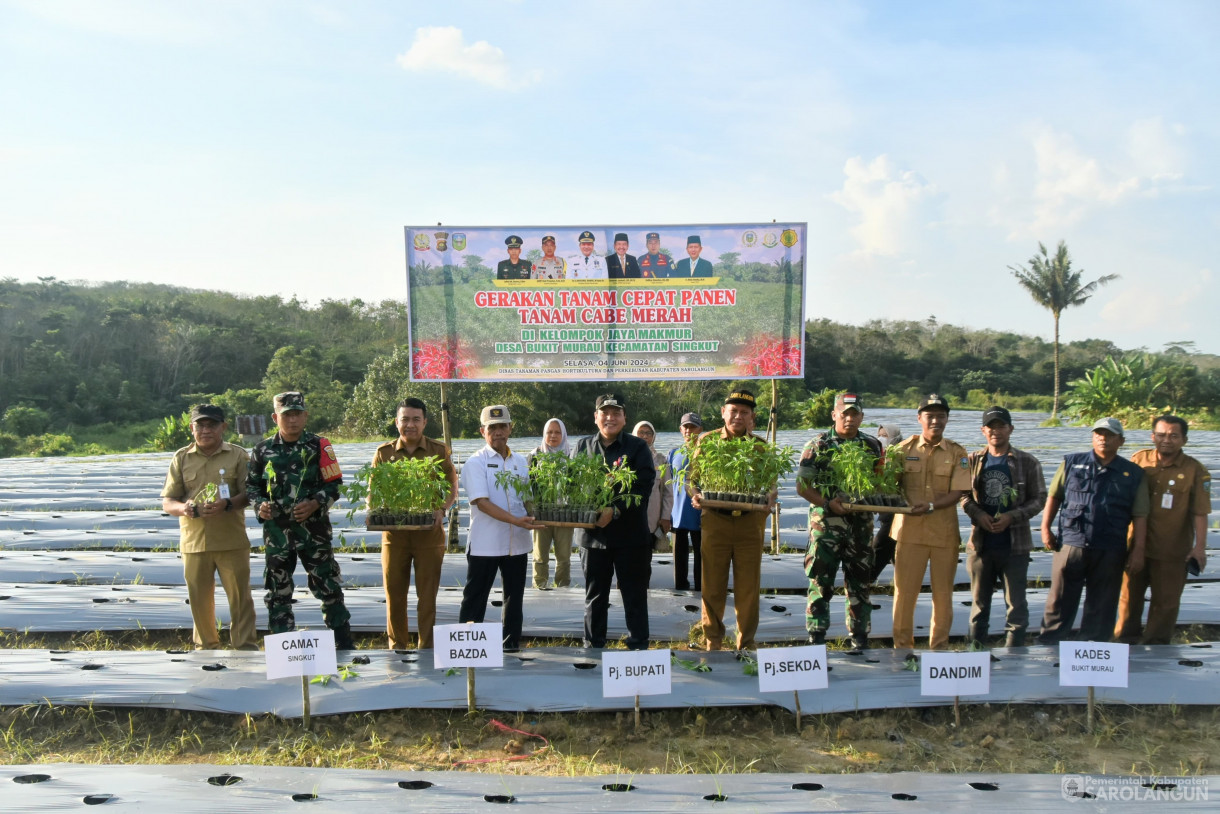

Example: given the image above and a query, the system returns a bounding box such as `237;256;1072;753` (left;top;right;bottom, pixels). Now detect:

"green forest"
2;276;1217;457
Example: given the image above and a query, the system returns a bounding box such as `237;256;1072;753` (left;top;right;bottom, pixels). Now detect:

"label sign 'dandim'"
920;651;991;697
432;623;504;669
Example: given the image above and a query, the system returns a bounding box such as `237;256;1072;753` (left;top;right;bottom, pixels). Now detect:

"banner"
404;223;806;381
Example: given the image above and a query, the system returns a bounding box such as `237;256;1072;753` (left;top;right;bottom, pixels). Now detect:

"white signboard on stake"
265;630;336;680
433;623;504;669
920;651;991;696
757;645;829;693
1059;641;1129;688
602;649;672;698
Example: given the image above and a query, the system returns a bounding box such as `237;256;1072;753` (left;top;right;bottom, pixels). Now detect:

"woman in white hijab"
531;418;572;589
631;421;673;553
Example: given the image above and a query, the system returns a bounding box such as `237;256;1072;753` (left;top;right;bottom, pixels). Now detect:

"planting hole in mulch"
602;783;634;791
207;774;242;786
80;664;103;670
792;782;823;791
703;794;728;801
892;792;917;800
201;664;226;671
13;774;52;784
483;793;514;803
969;782;999;791
291;792;318;801
573;662;596;670
398;780;434;790
683;605;700;613
83;794;113;805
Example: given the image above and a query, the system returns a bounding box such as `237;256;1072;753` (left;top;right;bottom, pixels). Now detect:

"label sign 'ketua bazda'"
433;623;504;669
1060;641;1129;688
920;651;991;697
757;645;829;693
265;630;337;680
602;649;672;698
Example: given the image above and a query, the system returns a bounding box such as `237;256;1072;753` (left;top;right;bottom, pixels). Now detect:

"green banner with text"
405;223;806;381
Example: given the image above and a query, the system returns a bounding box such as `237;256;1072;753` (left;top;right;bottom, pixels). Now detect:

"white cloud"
396;26;540;90
1099;267;1210;332
1127;117;1186;181
829;155;937;257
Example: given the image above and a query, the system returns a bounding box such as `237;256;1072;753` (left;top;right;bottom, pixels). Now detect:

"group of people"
799;394;1210;653
161;388;1210;654
496;231;713;280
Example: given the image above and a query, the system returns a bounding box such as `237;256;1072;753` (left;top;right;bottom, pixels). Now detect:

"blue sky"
2;1;1217;352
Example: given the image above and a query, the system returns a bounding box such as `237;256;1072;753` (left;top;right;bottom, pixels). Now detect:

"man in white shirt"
459;404;542;649
567;230;608;279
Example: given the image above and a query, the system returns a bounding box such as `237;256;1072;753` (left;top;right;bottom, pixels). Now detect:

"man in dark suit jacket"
605;232;641;278
671;235;714;277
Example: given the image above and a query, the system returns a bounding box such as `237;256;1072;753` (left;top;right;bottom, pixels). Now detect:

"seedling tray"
701;498;770;513
536;520;597;529
366;523;434;531
839;502;914;515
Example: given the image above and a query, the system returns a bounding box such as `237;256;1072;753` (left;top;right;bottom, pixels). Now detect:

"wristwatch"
189;502;200;518
926;502;934;514
224;498;233;512
612;507;621;520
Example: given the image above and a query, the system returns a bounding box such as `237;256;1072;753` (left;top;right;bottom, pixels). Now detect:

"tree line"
1;276;1216;455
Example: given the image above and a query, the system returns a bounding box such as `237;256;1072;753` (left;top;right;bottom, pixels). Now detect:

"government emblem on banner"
451;232;467;251
741;230;758;247
762;231;779;248
434;231;449;252
780;229;798;247
413;233;431;251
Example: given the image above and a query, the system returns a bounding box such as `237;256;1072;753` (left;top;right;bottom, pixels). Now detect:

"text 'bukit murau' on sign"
1059;641;1130;688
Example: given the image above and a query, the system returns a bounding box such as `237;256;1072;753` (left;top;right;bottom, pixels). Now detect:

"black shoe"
676;581;691;591
807;631;826;645
333;623;355;651
1004;632;1026;647
849;636;869;652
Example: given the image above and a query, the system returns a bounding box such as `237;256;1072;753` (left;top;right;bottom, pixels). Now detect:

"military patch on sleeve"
318;438;342;482
959;457;969;468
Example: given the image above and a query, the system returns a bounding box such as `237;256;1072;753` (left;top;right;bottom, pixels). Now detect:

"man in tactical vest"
1039;417;1149;644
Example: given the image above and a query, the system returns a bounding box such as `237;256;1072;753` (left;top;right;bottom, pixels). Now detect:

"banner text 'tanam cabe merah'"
404;223;806;382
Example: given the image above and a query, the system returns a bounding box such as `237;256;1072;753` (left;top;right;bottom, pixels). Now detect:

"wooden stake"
794;690;802;733
301;675;311;731
1087;685;1095;733
768;379;780;555
954;695;961;729
634;694;641;731
467;666;476;713
440;382;460;553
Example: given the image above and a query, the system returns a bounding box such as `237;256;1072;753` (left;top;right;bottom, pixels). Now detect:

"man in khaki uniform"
1114;414;1211;644
890;394;972;651
161;404;258;650
372;397;459;649
691;389;775;652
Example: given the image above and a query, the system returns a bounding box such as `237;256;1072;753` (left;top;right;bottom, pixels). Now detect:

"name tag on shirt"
219;483;231;499
1161;492;1173;509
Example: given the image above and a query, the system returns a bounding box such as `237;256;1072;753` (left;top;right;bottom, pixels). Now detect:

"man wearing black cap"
889;394;972;651
671;235;713;278
572;394;656;649
796;393;883;651
638;232;673;278
605;233;641;279
567;230;608;279
691;389;774;651
1039;417;1149;644
248;391;355;649
497;235;532;279
161;405;257;650
531;234;567;280
959;406;1047;647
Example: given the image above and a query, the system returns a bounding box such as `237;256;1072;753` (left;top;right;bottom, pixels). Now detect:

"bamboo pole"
467;666;476;713
768;379;780;554
634;694;641;731
793;690;802;733
1087;686;1095;733
301;675;311;730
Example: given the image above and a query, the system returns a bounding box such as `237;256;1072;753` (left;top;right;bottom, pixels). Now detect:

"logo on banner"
741;230;758;247
452;232;467;251
434;231;449;252
762;231;779;248
413;233;431;251
780;229;798;247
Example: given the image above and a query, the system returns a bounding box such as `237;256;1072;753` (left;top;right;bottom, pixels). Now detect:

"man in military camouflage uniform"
247;391;355;649
795;393;883;651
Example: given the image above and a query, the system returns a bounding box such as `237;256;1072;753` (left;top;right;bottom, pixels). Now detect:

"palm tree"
1008;241;1119;418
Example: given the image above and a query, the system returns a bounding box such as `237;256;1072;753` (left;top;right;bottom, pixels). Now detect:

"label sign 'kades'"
1059;641;1129;688
433;623;504;669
